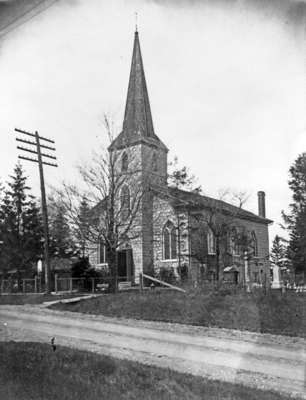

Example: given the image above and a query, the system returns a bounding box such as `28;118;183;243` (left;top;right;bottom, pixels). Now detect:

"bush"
157;267;177;285
71;257;102;279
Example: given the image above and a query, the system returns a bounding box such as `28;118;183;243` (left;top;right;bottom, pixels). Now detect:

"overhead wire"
0;0;59;38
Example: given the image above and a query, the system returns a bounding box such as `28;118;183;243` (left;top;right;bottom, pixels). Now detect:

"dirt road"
0;304;305;398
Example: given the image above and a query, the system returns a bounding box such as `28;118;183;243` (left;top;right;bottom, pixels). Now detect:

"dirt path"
0;304;305;398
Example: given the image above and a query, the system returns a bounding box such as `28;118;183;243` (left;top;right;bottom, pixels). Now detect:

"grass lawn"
51;288;306;338
0;341;297;400
0;293;87;305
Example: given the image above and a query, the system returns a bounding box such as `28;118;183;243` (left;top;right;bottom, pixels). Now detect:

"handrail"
141;273;186;293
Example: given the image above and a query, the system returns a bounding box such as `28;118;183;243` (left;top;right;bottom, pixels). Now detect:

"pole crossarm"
16;137;56;151
15;127;58;294
17;145;57;160
15;128;55;144
42;161;58;168
18;155;58;168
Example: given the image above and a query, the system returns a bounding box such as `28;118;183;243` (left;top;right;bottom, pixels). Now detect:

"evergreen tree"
48;196;76;258
270;235;288;268
74;197;91;257
0;164;44;276
283;153;306;273
168;156;202;193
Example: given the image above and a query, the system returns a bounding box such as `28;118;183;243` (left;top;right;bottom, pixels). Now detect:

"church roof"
109;31;167;151
157;186;273;225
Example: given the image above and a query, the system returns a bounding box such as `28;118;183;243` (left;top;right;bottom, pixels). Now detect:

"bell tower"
109;30;168;277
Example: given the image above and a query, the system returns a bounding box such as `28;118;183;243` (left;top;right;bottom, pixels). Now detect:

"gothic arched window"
207;227;216;255
120;185;130;220
121;152;128;172
229;227;239;255
152;152;158;172
162;221;177;260
98;240;106;264
251;231;258;257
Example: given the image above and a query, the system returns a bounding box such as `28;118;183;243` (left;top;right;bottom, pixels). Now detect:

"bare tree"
231;190;250;209
56;116;144;292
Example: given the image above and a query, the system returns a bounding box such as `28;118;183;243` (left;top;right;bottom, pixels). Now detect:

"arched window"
162;221;177;260
163;228;170;260
152;152;158;172
229;227;239;255
207;227;216;255
171;228;177;259
98;240;106;264
120;185;130;220
251;231;258;257
121;152;128;172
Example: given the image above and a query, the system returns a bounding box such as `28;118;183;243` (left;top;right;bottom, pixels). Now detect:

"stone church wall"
152;196;190;276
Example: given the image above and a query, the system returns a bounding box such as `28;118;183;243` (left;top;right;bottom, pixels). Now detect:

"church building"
90;30;272;287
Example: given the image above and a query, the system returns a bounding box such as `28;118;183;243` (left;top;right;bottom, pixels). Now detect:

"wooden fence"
0;276;44;294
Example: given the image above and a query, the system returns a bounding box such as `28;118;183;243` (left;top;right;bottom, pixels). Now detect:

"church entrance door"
117;249;134;282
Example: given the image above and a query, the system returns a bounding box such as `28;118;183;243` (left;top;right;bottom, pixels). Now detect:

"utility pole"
15;128;58;294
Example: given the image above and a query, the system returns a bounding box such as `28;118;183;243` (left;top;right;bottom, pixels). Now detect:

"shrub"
157;267;177;284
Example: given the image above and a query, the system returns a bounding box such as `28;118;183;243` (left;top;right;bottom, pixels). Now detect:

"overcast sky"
0;0;305;242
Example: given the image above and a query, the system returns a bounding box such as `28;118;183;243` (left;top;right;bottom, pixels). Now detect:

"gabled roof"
153;186;273;225
109;31;167;151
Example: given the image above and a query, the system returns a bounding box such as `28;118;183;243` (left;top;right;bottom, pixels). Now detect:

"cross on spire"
135;12;138;33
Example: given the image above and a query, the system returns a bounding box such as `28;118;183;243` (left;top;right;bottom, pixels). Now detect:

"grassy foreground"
0;341;296;400
51;289;306;338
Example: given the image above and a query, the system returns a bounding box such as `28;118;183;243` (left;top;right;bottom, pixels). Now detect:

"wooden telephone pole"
15;128;58;294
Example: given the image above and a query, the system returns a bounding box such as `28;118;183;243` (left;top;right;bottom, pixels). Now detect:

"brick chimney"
257;191;266;218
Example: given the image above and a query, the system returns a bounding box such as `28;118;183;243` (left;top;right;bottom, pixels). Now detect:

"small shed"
223;265;239;284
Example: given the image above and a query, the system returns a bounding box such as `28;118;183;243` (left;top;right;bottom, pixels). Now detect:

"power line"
15;127;58;294
0;0;59;39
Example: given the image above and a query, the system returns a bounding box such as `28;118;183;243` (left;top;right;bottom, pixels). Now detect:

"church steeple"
123;30;155;139
109;31;167;151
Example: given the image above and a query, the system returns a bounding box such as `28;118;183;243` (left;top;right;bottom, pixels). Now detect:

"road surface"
0;304;305;398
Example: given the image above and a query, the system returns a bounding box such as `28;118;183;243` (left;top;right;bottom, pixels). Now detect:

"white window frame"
207;228;216;255
162;222;178;261
229;228;239;256
97;242;107;265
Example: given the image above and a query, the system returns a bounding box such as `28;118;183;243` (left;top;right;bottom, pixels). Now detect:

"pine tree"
283;153;306;274
0;164;44;276
74;197;91;257
168;156;202;193
270;235;288;268
286;208;306;273
48;196;75;258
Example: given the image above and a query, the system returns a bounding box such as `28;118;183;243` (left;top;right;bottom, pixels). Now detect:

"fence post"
69;277;73;293
91;278;95;293
22;279;26;293
34;276;38;293
139;272;143;293
54;274;58;293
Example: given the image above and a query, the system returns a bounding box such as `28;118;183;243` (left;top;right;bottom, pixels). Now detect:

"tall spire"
122;30;155;139
109;30;167;151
